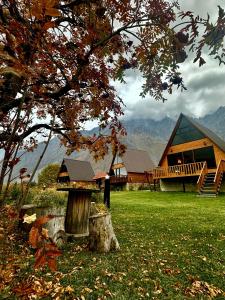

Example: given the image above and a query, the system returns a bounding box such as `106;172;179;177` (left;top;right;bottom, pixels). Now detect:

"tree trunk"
17;116;54;210
0;151;11;204
89;212;120;252
0;98;26;205
3;144;20;200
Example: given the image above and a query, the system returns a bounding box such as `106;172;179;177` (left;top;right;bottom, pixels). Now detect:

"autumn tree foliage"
0;0;225;203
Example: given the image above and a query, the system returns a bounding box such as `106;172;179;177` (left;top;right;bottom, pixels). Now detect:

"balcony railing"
153;161;206;179
110;175;128;184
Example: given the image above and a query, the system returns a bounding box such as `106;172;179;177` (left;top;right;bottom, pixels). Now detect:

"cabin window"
183;150;194;164
115;167;127;176
194;146;216;168
172;118;205;146
167;153;183;166
58;176;70;183
167;146;216;168
115;155;123;164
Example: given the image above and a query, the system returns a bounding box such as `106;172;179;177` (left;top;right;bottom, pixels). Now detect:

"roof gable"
159;113;225;165
61;158;95;181
119;149;155;173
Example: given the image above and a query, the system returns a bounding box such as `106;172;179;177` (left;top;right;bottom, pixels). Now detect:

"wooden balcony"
153;161;206;179
110;175;128;184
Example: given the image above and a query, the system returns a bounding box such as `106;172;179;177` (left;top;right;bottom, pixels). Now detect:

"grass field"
56;191;225;299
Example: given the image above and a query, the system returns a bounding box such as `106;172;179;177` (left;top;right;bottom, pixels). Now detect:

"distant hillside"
3;106;225;181
198;106;225;140
121;116;175;140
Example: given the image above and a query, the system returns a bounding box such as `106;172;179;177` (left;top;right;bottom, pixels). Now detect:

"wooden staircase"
198;160;225;197
199;172;217;197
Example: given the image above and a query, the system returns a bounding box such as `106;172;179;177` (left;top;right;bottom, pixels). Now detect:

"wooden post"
104;175;110;209
182;181;186;192
64;189;93;237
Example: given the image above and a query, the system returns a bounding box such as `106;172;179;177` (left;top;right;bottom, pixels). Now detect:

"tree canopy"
1;0;225;199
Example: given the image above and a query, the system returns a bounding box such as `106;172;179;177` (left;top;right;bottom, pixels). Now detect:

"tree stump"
89;212;120;252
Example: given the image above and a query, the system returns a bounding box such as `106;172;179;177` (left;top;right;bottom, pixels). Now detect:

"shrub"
91;191;104;203
129;184;134;191
30;188;68;207
8;183;21;202
38;164;60;187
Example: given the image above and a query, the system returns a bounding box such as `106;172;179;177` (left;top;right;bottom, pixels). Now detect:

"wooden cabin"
57;158;95;185
151;114;225;195
110;149;155;190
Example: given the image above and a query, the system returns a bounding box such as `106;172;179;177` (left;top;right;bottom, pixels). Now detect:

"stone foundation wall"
160;178;198;192
126;182;149;191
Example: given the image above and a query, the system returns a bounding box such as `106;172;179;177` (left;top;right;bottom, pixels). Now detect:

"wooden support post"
104;175;110;209
183;181;186;193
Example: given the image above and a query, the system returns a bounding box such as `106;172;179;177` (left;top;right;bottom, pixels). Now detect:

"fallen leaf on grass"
185;280;223;298
12;275;75;299
65;286;74;293
23;214;37;224
153;280;163;295
81;287;93;294
163;268;181;275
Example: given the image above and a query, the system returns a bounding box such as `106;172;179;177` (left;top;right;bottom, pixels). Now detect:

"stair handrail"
197;161;208;193
214;159;225;190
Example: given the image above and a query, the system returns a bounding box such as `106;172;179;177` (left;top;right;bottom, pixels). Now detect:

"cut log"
89;213;120;252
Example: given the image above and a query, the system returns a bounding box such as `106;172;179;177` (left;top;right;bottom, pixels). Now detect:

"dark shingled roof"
185;115;225;153
121;149;155;173
61;158;95;182
159;113;225;166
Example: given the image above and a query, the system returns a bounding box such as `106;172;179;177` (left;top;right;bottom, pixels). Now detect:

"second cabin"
110;148;155;190
152;113;225;196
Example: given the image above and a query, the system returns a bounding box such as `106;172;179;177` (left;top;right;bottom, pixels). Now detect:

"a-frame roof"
60;158;95;181
158;113;225;166
112;148;155;173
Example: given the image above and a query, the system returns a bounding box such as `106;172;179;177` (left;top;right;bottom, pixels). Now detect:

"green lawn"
57;191;225;299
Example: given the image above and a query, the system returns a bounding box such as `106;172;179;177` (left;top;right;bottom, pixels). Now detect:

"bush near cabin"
38;164;60;188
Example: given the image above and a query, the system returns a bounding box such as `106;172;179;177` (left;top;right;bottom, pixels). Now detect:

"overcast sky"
115;0;225;121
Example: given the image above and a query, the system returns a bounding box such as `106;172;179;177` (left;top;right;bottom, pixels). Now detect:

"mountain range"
4;106;225;181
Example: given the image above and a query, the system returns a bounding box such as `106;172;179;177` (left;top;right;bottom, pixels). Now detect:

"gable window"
172;117;205;146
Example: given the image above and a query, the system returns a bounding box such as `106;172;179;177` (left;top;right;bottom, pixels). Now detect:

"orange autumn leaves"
30;0;61;19
27;215;61;271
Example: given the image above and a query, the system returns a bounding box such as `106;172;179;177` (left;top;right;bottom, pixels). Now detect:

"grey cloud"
188;69;225;91
179;0;223;19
